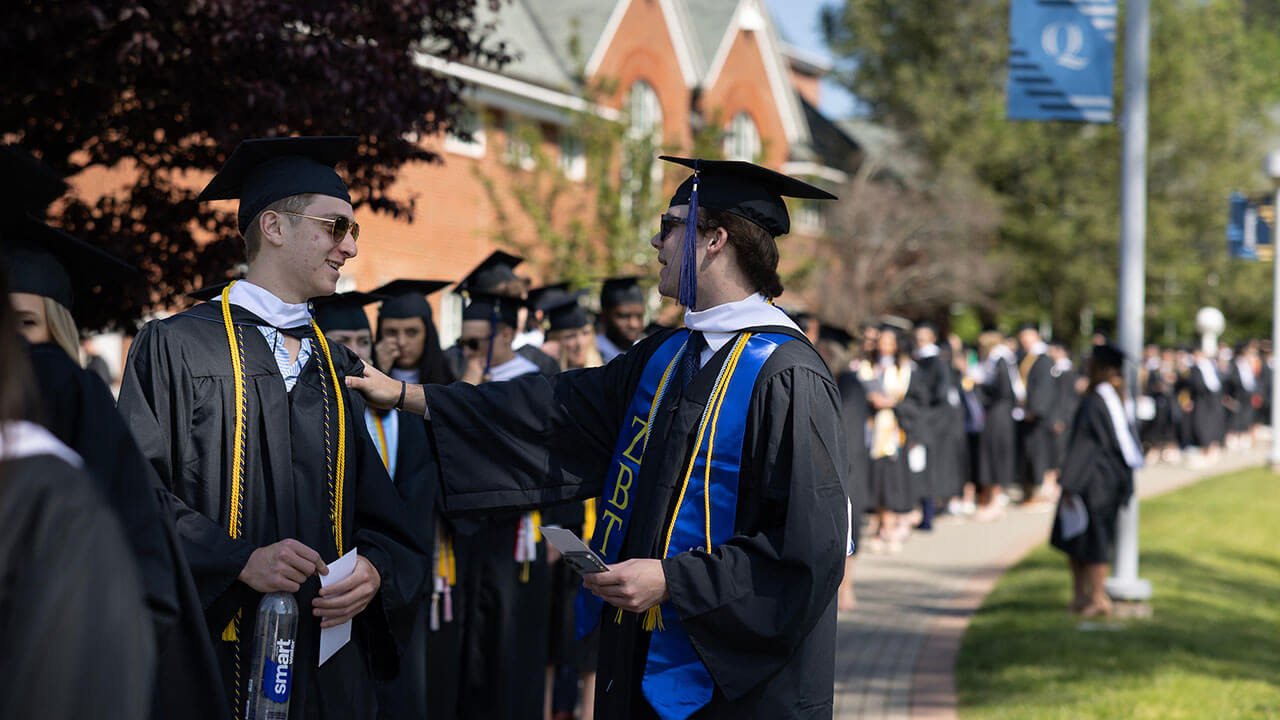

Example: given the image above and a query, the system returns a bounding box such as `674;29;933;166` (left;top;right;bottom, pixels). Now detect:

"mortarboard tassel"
677;162;700;308
483;303;499;379
641;605;665;632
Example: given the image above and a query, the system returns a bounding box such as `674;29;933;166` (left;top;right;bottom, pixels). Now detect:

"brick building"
350;0;860;341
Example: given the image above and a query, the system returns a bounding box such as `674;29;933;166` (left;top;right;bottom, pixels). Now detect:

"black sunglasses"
461;338;485;351
660;213;687;238
277;211;360;244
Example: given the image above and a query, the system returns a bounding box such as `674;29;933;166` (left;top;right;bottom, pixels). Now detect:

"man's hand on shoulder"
239;539;329;593
581;558;669;614
345;364;427;416
312;555;382;628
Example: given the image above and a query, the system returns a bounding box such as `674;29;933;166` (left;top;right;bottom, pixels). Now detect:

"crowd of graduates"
810;317;1270;613
3;132;1268;720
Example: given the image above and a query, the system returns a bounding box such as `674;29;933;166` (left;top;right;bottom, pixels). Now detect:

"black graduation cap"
456;250;524;295
526;282;570;313
313;291;384;333
1091;342;1127;370
196;136;358;235
660;156;836;306
818;325;853;347
600;276;644;308
372;279;452;320
0;146;134;313
461;291;522;329
0;145;68;214
541;290;591;333
5;217;135;312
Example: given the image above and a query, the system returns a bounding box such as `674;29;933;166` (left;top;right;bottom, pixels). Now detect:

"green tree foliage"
823;0;1279;345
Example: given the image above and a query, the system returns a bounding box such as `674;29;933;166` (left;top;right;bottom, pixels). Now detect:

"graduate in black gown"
1184;346;1227;457
1015;326;1057;503
373;279;456;387
910;322;953;530
596;276;646;363
1051;343;1143;617
856;326;924;551
976;332;1017;516
452;278;557;720
0;260;155;720
1047;342;1082;472
349;157;848;719
818;324;866;613
368;280;465;719
315;291;441;720
2;147;227;720
117;138;427;720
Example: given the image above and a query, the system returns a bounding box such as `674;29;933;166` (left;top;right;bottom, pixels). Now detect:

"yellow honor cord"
659;333;752;563
219;281;248;706
312;320;348;557
220;282;247;543
701;335;749;551
373;412;389;470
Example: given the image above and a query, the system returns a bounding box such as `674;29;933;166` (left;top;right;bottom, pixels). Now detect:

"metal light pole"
1264;151;1280;470
1105;0;1153;603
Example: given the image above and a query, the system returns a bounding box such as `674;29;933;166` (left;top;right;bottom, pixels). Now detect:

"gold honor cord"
311;319;348;557
645;333;753;632
218;282;248;716
373;413;390;470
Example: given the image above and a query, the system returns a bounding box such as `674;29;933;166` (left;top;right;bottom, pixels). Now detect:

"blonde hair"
43;297;81;364
550;327;603;371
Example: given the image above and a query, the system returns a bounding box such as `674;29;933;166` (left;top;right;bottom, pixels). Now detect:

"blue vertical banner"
1008;0;1117;123
1227;192;1275;262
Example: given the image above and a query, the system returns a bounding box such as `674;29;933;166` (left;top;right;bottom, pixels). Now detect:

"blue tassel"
677;164;700;308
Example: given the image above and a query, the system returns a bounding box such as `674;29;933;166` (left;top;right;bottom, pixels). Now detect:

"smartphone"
539;526;610;575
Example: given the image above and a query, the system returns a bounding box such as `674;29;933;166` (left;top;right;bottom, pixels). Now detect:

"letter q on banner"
1008;0;1116;123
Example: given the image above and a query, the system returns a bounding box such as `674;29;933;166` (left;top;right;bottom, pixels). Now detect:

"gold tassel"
613;607;624;624
642;605;664;632
520;561;530;583
221;609;241;642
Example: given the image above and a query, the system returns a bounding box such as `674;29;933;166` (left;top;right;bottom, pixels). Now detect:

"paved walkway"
832;446;1269;720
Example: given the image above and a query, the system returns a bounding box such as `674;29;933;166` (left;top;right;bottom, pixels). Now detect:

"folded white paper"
318;547;358;666
1057;494;1089;541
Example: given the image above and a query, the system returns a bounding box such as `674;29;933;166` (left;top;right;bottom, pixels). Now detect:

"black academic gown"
1184;365;1227;447
0;453;154;720
1142;368;1179;446
1017;354;1055;487
373;409;440;720
977;359;1017;489
912;352;954;499
117;302;428;720
454;359;554;720
1049;364;1081;471
836;370;870;551
424;326;848;719
1050;390;1135;564
27;342;228;720
1225;362;1256;433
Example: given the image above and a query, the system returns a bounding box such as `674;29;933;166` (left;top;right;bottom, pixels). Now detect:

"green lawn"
957;467;1280;719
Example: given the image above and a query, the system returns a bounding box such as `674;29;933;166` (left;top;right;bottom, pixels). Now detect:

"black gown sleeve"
117;321;257;608
660;365;848;700
424;345;645;513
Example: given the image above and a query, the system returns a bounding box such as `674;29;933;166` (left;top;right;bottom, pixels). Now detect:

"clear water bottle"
244;592;298;720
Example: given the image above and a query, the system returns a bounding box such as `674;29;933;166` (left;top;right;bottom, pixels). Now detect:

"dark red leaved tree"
2;0;510;331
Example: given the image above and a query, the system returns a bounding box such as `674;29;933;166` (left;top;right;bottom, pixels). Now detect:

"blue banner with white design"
1228;192;1275;262
1008;0;1117;123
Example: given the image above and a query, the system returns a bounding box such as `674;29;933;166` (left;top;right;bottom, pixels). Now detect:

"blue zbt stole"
575;328;794;720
